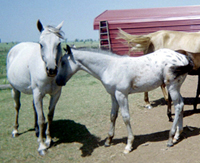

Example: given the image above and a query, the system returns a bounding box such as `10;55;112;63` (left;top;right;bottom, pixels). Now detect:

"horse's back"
7;42;39;67
151;30;200;52
128;49;189;93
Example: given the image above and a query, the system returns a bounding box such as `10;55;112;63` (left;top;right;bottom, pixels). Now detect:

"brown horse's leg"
193;74;200;110
144;92;152;109
161;84;168;101
11;88;21;137
161;84;174;121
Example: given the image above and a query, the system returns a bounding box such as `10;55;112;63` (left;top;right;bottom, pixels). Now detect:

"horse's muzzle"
55;76;66;86
46;67;58;77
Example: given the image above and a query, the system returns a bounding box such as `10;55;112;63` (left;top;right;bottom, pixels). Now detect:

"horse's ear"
56;21;64;30
66;45;72;54
64;45;72;54
37;19;44;32
64;45;73;60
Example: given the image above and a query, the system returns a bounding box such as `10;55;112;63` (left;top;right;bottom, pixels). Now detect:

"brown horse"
118;29;200;119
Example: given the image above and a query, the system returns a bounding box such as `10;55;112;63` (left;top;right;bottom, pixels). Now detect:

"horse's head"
56;45;77;86
37;20;64;77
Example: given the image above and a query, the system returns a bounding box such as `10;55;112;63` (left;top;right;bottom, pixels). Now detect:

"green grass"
0;42;16;84
0;71;108;162
0;69;154;162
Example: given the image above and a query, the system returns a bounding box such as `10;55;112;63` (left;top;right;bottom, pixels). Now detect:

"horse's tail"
170;56;194;79
117;28;151;52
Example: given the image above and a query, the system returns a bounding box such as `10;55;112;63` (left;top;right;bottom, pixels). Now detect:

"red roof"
93;5;200;56
94;5;200;30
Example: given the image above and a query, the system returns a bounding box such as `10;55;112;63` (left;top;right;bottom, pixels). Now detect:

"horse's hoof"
123;149;131;154
38;142;47;156
145;105;152;109
45;139;52;148
173;138;179;144
12;133;19;138
104;137;112;147
12;130;19;138
38;149;47;156
167;143;173;147
104;142;111;147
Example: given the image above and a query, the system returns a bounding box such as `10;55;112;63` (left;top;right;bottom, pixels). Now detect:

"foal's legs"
105;95;119;147
115;91;134;154
11;88;21;137
167;84;184;147
173;109;183;143
167;94;173;122
45;90;61;147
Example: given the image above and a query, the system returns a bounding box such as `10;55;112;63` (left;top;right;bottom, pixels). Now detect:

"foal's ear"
64;45;73;60
37;19;44;32
56;21;64;30
65;45;72;54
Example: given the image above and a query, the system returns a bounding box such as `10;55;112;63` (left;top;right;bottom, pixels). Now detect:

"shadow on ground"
151;97;200;107
99;126;200;152
51;119;100;157
18;119;200;156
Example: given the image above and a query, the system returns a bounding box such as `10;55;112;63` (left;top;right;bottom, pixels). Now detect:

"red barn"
93;5;200;56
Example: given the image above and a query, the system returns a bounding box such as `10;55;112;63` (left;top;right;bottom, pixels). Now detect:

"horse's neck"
74;51;112;79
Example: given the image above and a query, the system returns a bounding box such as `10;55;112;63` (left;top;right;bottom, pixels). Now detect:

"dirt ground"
77;75;200;163
3;74;199;163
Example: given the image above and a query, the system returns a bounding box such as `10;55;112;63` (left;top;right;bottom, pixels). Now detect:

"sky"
0;0;200;42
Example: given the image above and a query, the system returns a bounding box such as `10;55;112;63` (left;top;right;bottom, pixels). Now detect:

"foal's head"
37;20;64;77
56;45;77;86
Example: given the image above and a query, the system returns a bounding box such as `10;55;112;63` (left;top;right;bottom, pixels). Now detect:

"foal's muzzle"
46;66;58;77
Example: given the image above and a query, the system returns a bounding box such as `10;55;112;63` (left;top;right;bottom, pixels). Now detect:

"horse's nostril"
46;67;58;77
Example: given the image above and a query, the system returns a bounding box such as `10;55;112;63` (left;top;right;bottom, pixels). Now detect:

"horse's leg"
32;100;39;137
33;89;46;156
167;93;173;122
193;74;200;110
173;109;183;144
144;92;152;109
105;95;119;147
145;85;168;110
161;84;168;101
45;90;61;147
115;91;134;154
11;88;21;137
167;84;184;147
